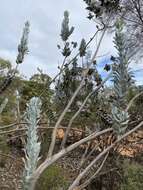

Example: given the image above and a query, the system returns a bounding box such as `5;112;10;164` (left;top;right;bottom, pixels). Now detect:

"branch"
30;128;113;189
0;125;86;135
68;121;143;190
79;141;92;168
0;122;18;130
79;143;100;170
126;91;143;111
78;152;109;190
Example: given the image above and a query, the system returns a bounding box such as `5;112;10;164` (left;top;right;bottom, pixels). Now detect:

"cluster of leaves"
23;97;41;190
111;20;133;136
79;38;87;57
16;21;30;64
84;0;143;58
83;0;120;20
0;22;30;95
57;11;77;58
0;58;11;75
55;54;99;111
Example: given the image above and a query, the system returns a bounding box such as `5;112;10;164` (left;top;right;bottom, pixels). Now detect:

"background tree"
83;0;143;58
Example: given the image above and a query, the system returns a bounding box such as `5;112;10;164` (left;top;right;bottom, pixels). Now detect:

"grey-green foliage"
23;97;42;190
0;98;8;114
0;22;30;95
61;11;74;41
59;11;77;58
79;38;86;57
16;21;30;64
111;106;129;136
111;20;133;137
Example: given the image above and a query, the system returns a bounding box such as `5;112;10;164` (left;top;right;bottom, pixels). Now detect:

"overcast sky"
0;0;142;84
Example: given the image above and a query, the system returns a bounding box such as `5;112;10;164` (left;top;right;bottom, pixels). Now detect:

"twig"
126;91;143;111
79;143;100;169
79;141;92;168
0;122;18;130
0;152;16;160
78;152;109;189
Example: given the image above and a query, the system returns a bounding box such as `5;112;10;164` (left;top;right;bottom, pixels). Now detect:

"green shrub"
0;136;10;153
36;164;68;190
121;160;143;190
0;136;10;168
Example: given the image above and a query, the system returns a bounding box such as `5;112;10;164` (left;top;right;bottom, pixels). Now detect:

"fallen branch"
0;125;86;135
